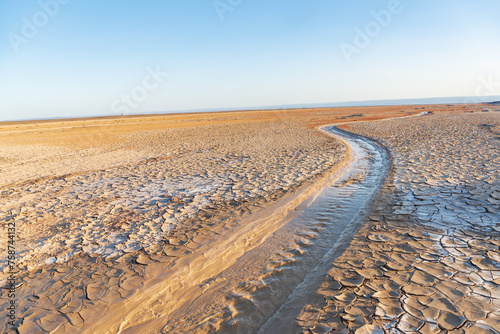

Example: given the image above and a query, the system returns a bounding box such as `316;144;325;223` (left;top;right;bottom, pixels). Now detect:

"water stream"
161;125;391;333
257;125;390;333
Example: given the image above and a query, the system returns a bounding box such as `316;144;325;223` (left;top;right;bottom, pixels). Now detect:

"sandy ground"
0;104;495;333
297;111;500;333
0;120;347;273
0;105;441;272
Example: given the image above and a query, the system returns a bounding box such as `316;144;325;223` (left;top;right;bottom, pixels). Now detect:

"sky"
1;0;500;121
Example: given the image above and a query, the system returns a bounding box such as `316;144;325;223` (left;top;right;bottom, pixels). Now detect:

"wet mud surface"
297;112;500;334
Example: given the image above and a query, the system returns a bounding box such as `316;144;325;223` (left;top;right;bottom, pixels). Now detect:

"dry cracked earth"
297;112;500;334
1;106;498;333
0;119;345;333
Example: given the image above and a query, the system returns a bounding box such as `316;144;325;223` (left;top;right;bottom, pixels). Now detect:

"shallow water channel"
162;125;391;333
257;126;390;333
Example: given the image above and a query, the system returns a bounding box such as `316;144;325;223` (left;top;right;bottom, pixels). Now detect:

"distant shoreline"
1;96;498;124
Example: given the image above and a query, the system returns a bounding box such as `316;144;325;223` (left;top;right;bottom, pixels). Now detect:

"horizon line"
2;95;499;124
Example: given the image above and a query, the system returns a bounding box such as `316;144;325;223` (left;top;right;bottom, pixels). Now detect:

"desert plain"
0;104;499;333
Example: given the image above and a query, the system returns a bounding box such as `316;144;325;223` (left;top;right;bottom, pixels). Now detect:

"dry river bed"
297;112;500;334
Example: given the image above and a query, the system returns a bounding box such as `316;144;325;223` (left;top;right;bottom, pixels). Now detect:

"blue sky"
1;0;499;121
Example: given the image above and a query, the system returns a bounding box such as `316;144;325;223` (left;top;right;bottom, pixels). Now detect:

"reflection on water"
258;126;390;333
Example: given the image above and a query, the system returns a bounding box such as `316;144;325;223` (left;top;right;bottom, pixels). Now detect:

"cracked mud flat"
0;116;349;333
160;122;390;333
297;111;500;334
0;121;345;273
0;105;494;333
